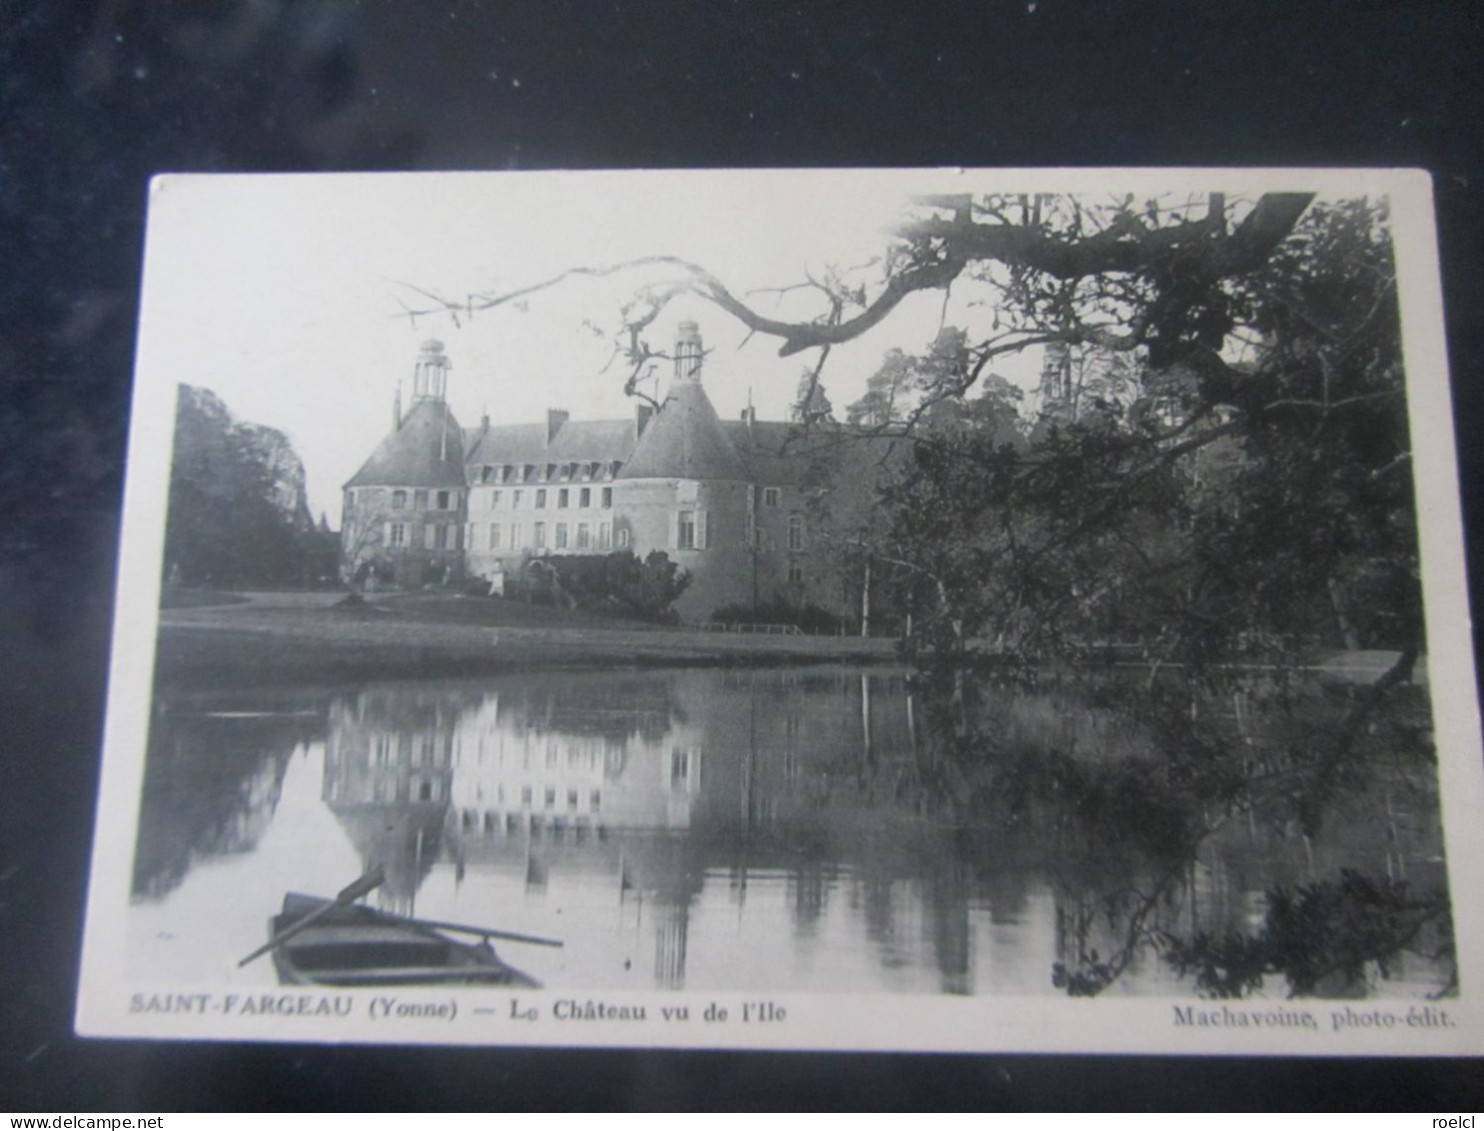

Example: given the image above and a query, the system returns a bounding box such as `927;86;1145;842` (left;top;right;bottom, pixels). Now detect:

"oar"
237;867;386;967
367;908;562;948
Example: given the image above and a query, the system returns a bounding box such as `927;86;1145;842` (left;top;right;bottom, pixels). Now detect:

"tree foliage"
537;549;691;622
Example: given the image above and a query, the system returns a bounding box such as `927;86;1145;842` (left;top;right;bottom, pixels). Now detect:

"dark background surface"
3;0;1482;1111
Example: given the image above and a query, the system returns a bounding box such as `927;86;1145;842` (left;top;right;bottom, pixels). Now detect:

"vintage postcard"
77;168;1484;1054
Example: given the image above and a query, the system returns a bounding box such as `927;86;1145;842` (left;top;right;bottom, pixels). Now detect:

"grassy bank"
152;591;898;690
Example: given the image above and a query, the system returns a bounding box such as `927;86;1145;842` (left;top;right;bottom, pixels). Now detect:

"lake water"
128;665;1452;997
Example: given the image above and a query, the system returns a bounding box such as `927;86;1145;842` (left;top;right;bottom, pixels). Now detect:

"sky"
134;169;1049;522
131;169;1363;523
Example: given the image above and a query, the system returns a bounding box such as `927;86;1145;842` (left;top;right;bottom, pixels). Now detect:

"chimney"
393;381;403;430
546;408;569;446
636;403;654;437
674;321;703;383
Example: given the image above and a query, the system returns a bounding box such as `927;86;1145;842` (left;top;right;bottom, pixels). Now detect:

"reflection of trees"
132;700;318;899
904;669;1454;999
281;663;1452;997
496;674;686;747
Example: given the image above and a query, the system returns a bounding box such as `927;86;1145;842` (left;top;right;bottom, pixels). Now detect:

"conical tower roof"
345;399;467;489
616;378;748;481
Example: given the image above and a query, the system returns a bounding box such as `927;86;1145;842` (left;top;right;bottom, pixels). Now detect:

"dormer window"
479;465;494;484
544;463;556;482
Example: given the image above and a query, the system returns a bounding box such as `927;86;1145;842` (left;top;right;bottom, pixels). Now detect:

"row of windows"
350;488;462;511
385;523;460;550
477;461;620;486
358;484;789;515
382;511;804;557
479;486;612;512
475;520;628;552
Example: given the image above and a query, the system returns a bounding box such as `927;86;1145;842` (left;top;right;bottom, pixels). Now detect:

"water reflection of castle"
323;687;462;914
316;669;1431;995
318;669;948;981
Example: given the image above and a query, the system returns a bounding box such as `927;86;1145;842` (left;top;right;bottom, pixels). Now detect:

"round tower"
614;323;752;620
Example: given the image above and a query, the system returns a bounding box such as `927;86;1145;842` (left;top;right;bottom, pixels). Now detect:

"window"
489;523;501;550
616;527;630;548
598;522;611;550
533;521;546;549
677;510;696;550
670;748;692;789
414;489;429;509
491;489;502;509
544;787;556;810
388;523;407;547
391;490;407;509
536;488;547;508
788;561;805;585
590;789;601;812
764;487;781;507
558;488;569;509
436;490;451;510
509;522;521;548
555;523;568;549
512;489;523;509
601;487;612;509
579;487;591;508
480;465;495;484
787;514;805;551
521;785;533;807
745;511;756;547
576;522;591;549
567;789;579;811
783;510;807;546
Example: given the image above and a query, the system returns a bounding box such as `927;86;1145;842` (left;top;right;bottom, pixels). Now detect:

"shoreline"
152;621;902;692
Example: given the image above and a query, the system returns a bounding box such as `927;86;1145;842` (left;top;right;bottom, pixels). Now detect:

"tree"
790;367;836;424
408;187;1444;996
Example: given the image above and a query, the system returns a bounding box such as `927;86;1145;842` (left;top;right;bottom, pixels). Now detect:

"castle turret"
615;324;751;619
340;340;468;589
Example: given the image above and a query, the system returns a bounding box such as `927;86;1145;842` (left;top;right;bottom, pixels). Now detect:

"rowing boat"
267;893;542;988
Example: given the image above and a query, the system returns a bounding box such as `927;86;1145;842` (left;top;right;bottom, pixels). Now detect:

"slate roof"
462;418;638;468
616;380;749;481
722;420;908;488
345;399;468;489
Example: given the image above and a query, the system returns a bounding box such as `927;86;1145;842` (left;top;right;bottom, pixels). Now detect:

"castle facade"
340;323;895;622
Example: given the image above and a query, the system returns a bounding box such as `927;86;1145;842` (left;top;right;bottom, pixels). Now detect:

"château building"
340;323;897;622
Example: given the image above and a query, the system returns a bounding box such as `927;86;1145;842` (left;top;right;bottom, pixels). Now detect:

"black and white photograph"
76;168;1484;1054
